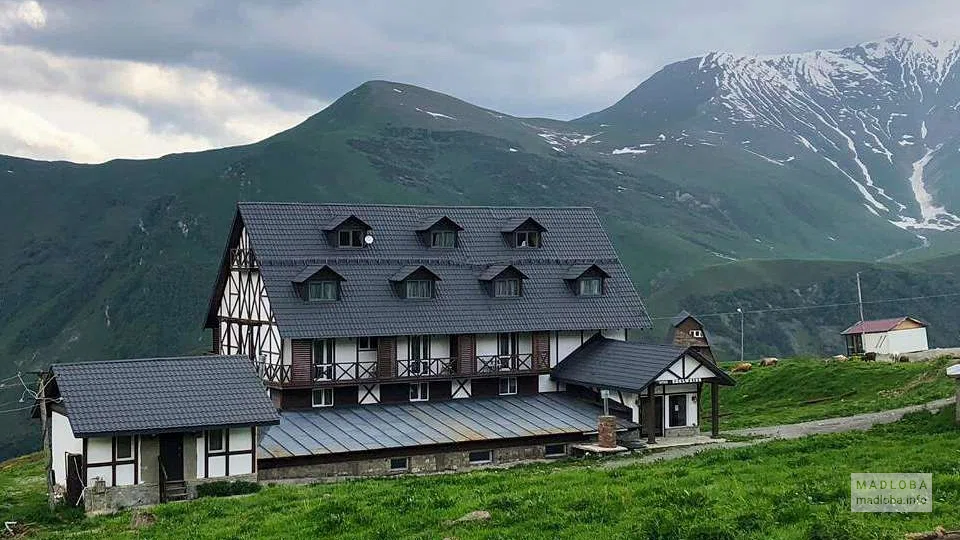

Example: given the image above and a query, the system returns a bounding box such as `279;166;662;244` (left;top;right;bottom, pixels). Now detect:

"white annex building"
841;317;929;356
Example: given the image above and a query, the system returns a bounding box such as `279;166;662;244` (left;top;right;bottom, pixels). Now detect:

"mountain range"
3;35;960;458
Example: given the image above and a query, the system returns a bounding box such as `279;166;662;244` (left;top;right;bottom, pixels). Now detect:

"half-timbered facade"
204;203;733;479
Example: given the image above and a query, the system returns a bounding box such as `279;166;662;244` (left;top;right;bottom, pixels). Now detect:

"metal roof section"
258;393;636;459
552;337;735;392
225;203;651;338
52;355;279;438
841;317;927;335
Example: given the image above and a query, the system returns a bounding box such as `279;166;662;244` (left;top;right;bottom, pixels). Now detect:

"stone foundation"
259;442;571;481
83;473;258;514
664;426;699;438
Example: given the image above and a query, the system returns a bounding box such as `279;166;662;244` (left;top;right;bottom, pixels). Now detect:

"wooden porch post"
646;384;657;444
710;381;720;438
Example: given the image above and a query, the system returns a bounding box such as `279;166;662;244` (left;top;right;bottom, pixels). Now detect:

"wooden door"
65;453;83;506
159;434;184;481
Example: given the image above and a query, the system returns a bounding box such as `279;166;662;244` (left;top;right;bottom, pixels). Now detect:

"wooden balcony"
253;359;291;385
475;352;549;375
397;357;455;378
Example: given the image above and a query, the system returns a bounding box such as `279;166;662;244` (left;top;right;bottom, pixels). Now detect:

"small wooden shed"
841;317;929;356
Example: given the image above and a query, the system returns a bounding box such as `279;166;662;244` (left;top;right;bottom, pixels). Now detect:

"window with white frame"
431;230;456;248
515;230;540;248
499;377;518;395
468;450;492;464
405;280;433;299
114;435;134;460
206;429;224;452
689;329;703;338
313;339;335;381
312;388;334;408
358;336;379;351
338;229;365;248
578;277;602;296
494;278;520;297
409;382;429;402
389;457;409;471
308;280;338;301
544;443;567;458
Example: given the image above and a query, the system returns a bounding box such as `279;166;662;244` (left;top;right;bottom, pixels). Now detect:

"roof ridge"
53;354;245;368
238;201;596;210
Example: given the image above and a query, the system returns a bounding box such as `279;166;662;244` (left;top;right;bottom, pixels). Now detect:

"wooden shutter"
291;340;313;384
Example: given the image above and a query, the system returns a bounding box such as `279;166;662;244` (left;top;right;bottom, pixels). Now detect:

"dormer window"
390;265;441;299
515;230;540;248
578;277;602;296
431;230;456;248
500;217;546;248
405;280;434;299
308;280;338;301
494;278;520;297
563;263;610;297
338;229;365;248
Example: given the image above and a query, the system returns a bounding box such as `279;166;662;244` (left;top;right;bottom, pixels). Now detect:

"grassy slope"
707;357;958;429
1;408;958;539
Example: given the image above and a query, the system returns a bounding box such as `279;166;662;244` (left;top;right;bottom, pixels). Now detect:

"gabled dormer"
478;264;529;298
389;265;442;299
562;263;611;296
292;265;346;302
414;216;464;248
322;215;373;248
500;217;546;248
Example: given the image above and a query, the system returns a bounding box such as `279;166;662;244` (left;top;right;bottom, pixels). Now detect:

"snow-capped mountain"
579;35;960;240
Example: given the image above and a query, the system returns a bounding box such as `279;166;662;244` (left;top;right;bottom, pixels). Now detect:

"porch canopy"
551;337;734;440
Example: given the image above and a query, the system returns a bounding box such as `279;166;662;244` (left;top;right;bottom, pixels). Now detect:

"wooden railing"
314;362;378;382
396;357;455;378
475;352;549;375
253;359;292;384
229;247;258;270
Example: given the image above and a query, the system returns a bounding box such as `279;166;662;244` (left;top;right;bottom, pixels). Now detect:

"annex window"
405;280;433;299
494;278;520;297
308;280;338;301
431;230;456;248
578;277;602;296
312;388;334;408
515;230;540;248
114;436;133;460
499;377;518;396
389;457;409;471
358;336;379;351
690;329;703;338
468;450;492;464
544;443;567;458
338;229;365;248
409;382;429;402
206;429;224;453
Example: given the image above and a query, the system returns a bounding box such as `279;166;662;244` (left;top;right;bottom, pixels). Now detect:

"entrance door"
668;394;688;427
159;434;184;482
65;453;83;506
639;396;665;437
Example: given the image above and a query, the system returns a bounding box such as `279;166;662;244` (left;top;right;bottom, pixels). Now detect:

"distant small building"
841;317;929;356
667;310;715;363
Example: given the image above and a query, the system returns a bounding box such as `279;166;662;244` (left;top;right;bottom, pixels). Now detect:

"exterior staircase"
162;480;189;502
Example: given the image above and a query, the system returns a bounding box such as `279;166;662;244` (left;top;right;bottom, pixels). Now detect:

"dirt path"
605;397;955;468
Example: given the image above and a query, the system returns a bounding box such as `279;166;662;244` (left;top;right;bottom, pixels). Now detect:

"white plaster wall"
87;465;112;486
610;391;640;423
657;356;714;384
358;350;377;364
687;395;699;427
282;338;292;366
476;334;498;356
554;332;583;364
396;336;409;361
228;454;253;475
664;393;697;428
87;437;113;463
230;428;252;451
335;337;355;363
115;463;135;485
196;433;206;478
885;328;929;354
538;374;558;393
518;333;532;355
360;384;380;405
207;455;226;478
50;411;82;487
431;335;450;358
452;379;472;399
601;329;627;341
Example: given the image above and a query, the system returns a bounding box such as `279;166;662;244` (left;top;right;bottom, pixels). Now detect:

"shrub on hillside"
196;480;261;498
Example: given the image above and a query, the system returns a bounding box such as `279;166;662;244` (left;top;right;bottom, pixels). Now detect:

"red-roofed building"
841;317;929;356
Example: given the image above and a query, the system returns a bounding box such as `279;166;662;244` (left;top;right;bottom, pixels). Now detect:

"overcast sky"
0;0;958;163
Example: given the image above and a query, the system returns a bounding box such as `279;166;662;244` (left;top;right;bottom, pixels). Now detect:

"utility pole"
856;272;865;323
740;308;744;362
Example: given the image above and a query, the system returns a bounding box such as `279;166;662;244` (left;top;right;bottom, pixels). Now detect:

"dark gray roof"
477;264;528;281
389;265;441;282
562;263;611;280
670;310;701;327
500;216;546;233
259;393;636;459
291;265;345;283
414;216;463;231
221;203;650;338
552;338;734;392
52;355;280;437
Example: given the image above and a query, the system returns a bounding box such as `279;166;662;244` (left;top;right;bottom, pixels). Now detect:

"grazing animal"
759;358;778;367
831;354;847;362
731;362;752;373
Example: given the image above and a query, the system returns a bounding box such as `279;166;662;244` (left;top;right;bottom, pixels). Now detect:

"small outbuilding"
38;355;279;513
841;317;929;356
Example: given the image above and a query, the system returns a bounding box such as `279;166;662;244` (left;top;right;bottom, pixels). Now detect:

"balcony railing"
253;359;291;384
475;352;549;375
396;357;455;378
314;362;377;382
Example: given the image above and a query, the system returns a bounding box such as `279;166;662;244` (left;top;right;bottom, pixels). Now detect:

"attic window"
578;277;602;296
431;230;456;248
515;230;540;248
338;229;365;248
405;280;434;299
309;280;338;301
690;329;703;338
494;278;520;297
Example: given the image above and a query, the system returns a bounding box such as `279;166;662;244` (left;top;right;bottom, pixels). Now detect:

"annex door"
65;453;84;506
639;396;665;437
159;434;184;481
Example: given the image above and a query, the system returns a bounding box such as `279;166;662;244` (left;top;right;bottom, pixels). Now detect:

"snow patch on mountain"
415;107;456;120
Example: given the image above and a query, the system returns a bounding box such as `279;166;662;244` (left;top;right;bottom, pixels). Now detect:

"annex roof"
210;203;650;338
477;264;529;281
670;310;702;328
259;393;636;459
551;337;734;392
52;355;279;438
840;317;927;335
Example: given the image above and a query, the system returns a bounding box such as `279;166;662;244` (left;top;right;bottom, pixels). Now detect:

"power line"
0;404;36;415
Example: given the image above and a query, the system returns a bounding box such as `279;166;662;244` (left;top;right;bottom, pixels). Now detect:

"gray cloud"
1;0;960;160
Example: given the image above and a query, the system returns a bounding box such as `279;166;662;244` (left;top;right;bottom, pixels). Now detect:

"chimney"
597;415;617;448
